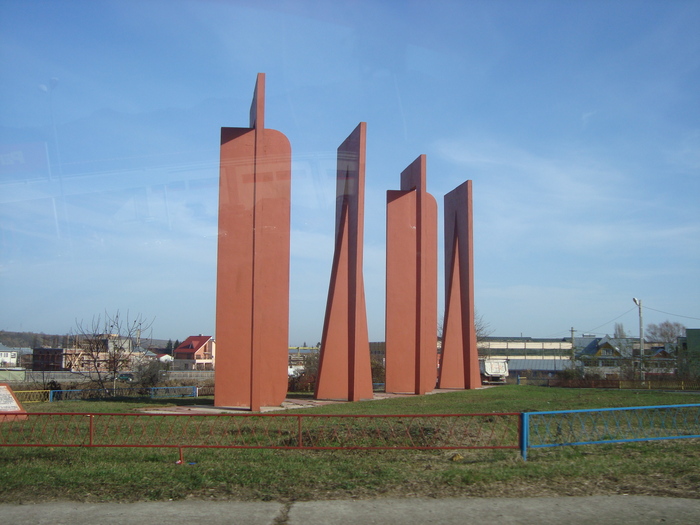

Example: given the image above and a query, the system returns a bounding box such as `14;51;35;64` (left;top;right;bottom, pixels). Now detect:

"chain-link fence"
521;403;700;460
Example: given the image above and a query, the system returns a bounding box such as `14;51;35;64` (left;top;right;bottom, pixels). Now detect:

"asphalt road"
3;496;700;525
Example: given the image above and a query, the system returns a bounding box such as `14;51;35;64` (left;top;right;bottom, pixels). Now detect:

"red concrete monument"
438;180;481;389
314;123;374;401
214;74;291;410
385;155;438;394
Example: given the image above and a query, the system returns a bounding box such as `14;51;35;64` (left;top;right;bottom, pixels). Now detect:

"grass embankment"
1;386;698;503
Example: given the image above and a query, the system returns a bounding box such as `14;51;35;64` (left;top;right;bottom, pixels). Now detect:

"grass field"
1;386;699;503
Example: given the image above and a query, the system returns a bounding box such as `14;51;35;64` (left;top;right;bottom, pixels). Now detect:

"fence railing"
0;412;521;462
520;403;700;460
13;390;50;403
2;405;698;462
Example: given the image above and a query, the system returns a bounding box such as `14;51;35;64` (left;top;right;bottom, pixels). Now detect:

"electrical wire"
642;306;700;322
583;307;637;335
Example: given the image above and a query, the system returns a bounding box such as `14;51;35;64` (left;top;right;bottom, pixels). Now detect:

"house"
173;335;215;370
156;353;174;365
0;343;19;367
575;335;678;379
646;347;677;377
576;336;633;378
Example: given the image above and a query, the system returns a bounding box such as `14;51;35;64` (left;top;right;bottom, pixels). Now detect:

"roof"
175;335;212;355
650;348;673;358
506;359;574;372
576;337;602;357
133;346;158;357
175;334;211;353
0;343;21;353
576;336;634;358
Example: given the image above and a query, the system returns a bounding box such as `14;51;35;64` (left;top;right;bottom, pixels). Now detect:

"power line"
642;306;700;322
545;304;698;340
583;307;637;335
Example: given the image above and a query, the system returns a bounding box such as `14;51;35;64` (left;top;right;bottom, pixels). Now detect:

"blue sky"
1;0;698;345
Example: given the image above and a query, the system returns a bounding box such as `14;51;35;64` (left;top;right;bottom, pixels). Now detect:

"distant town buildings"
2;329;698;382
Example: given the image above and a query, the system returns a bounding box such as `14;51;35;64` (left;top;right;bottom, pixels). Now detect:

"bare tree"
646;320;686;344
475;311;494;341
438;310;494;341
70;310;154;393
614;322;627;339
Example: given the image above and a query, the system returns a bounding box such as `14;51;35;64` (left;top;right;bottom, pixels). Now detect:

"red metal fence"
0;412;520;455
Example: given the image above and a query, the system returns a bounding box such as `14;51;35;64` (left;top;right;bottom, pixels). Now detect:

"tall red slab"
438;181;480;389
214;74;291;410
385;155;438;394
315;123;374;401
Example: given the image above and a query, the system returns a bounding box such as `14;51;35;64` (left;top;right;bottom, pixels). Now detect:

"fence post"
49;390;54;402
298;415;303;448
519;413;529;461
88;415;94;446
194;386;198;398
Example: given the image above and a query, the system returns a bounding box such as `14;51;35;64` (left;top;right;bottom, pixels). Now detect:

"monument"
214;73;292;411
211;74;480;406
438;181;481;389
385;155;438;394
314;123;374;401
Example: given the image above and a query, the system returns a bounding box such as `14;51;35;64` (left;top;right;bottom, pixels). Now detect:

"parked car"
117;373;134;382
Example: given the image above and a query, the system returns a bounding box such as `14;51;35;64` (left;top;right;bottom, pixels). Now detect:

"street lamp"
633;298;644;379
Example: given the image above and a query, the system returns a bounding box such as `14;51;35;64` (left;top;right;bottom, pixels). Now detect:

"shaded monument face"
314;123;374;402
214;74;292;411
385;155;438;395
438;180;480;390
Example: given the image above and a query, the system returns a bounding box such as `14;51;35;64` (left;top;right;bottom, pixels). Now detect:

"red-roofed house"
173;335;215;370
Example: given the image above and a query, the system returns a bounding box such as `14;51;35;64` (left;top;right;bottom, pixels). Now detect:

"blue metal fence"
520;403;700;460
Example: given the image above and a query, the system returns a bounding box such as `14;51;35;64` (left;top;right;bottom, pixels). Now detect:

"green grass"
2;386;699;503
297;386;700;415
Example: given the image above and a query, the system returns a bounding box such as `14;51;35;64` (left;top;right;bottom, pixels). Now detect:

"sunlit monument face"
385;155;438;395
214;74;291;411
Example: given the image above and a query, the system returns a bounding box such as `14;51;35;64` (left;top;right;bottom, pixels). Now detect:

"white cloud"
433;135;697;259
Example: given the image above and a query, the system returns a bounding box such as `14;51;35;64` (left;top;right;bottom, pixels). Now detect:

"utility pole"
570;327;576;360
633;298;644;379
